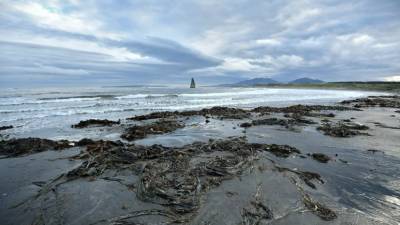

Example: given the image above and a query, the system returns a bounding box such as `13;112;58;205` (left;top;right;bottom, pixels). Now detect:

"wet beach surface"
0;95;400;225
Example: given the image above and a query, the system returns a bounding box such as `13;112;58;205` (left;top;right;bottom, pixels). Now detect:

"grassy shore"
253;82;400;92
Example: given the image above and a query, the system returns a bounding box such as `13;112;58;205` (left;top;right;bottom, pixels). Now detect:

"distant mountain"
227;77;280;86
289;77;324;84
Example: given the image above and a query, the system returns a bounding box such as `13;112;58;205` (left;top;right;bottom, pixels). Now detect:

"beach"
0;88;399;225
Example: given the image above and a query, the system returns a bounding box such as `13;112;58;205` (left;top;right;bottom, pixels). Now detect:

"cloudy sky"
0;0;400;87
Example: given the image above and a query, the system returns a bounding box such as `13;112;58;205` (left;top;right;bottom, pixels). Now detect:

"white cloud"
384;75;400;82
219;57;261;72
0;30;162;63
255;38;281;46
11;1;123;40
337;33;375;46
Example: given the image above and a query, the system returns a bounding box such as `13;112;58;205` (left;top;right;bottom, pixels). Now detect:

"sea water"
0;86;382;138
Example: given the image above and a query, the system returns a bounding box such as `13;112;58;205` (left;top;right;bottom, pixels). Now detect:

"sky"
0;0;400;87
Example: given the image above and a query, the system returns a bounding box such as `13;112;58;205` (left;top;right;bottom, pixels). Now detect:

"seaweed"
317;121;369;137
241;184;273;225
72;119;120;128
302;193;337;221
121;120;184;141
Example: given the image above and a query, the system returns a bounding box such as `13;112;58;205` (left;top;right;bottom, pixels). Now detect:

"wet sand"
0;96;399;225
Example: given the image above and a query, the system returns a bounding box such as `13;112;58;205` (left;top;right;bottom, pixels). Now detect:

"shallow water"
0;86;384;139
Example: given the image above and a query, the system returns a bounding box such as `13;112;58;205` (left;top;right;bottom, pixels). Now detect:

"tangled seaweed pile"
7;136;338;223
121;120;185;141
317;121;369;137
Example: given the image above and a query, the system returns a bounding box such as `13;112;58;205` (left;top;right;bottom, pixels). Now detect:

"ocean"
0;86;382;139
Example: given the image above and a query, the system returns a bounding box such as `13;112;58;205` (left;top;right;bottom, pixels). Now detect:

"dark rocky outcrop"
71;119;120;128
128;106;250;121
341;95;400;108
311;153;331;163
240;122;252;128
0;138;72;157
75;138;97;146
252;104;357;115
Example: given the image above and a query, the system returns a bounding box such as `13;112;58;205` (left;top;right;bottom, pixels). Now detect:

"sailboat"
190;78;196;88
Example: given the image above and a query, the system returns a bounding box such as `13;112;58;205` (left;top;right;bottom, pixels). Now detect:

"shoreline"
1;95;400;224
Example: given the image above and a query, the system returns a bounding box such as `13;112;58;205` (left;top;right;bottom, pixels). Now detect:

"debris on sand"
71;119;120;128
0;138;72;157
241;184;273;224
9;136;330;223
0;125;13;131
341;95;400;108
128;106;250;121
302;193;337;221
311;153;331;163
121;120;184;141
137;157;201;214
277;166;324;189
317;121;369;137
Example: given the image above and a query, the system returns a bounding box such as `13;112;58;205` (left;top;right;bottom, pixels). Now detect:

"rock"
72;119;120;128
75;138;96;146
252;105;357;116
311;153;331;163
0;138;71;157
128;106;250;121
240;122;252;128
128;111;178;121
341;95;400;108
